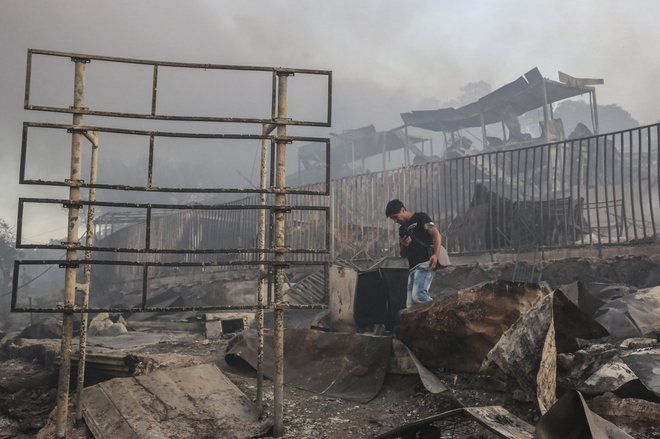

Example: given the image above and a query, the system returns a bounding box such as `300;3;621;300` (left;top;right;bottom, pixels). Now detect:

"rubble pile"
0;256;659;438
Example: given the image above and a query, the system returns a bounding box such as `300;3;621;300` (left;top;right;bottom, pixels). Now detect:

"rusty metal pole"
256;124;274;413
273;72;289;437
75;130;99;422
55;58;86;439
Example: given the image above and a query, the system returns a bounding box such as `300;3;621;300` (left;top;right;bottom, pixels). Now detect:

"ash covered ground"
0;335;539;439
1;254;659;438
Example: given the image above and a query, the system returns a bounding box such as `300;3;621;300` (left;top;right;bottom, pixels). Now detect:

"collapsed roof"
400;68;602;132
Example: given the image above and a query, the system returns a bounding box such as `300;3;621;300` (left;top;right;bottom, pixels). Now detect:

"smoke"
2;0;660;237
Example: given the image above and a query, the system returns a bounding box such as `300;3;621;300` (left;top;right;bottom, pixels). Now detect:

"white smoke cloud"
1;0;660;235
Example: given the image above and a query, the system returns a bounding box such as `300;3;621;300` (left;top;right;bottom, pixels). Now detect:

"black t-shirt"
399;212;435;268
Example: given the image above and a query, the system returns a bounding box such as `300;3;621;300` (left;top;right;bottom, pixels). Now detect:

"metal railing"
316;123;659;260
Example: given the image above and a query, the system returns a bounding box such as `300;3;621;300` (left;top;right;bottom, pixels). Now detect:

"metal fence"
316;123;659;260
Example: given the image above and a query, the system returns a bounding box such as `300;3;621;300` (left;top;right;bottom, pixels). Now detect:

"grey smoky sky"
1;0;660;235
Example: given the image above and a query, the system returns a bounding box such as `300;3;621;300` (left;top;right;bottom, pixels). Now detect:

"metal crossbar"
16;198;330;254
25;49;332;127
20;122;331;195
11;259;328;313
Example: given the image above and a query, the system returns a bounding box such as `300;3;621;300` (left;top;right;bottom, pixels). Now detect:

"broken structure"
401;68;604;151
6;51;660;439
12;48;332;438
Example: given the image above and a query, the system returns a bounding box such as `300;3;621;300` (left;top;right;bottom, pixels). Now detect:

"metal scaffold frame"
14;49;332;438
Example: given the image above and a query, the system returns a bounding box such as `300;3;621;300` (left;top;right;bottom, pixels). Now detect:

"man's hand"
427;226;442;270
429;253;438;270
399;235;411;257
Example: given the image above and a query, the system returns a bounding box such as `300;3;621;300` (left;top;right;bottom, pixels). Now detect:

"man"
385;199;442;308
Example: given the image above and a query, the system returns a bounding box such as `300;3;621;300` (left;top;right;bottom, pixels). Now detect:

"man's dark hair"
385;199;405;217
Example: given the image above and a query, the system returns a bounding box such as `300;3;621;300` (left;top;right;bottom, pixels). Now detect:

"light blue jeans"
406;261;435;307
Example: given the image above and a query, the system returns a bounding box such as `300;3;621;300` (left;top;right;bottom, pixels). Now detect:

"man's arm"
427;226;442;269
399;235;411;257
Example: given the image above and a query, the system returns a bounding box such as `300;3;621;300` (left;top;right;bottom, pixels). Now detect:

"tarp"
594;285;660;337
556;341;657;400
482;290;608;413
578;355;638;396
401;68;594;132
225;328;392;403
389;338;449;394
622;348;660;398
374;406;534;439
534;390;634;439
